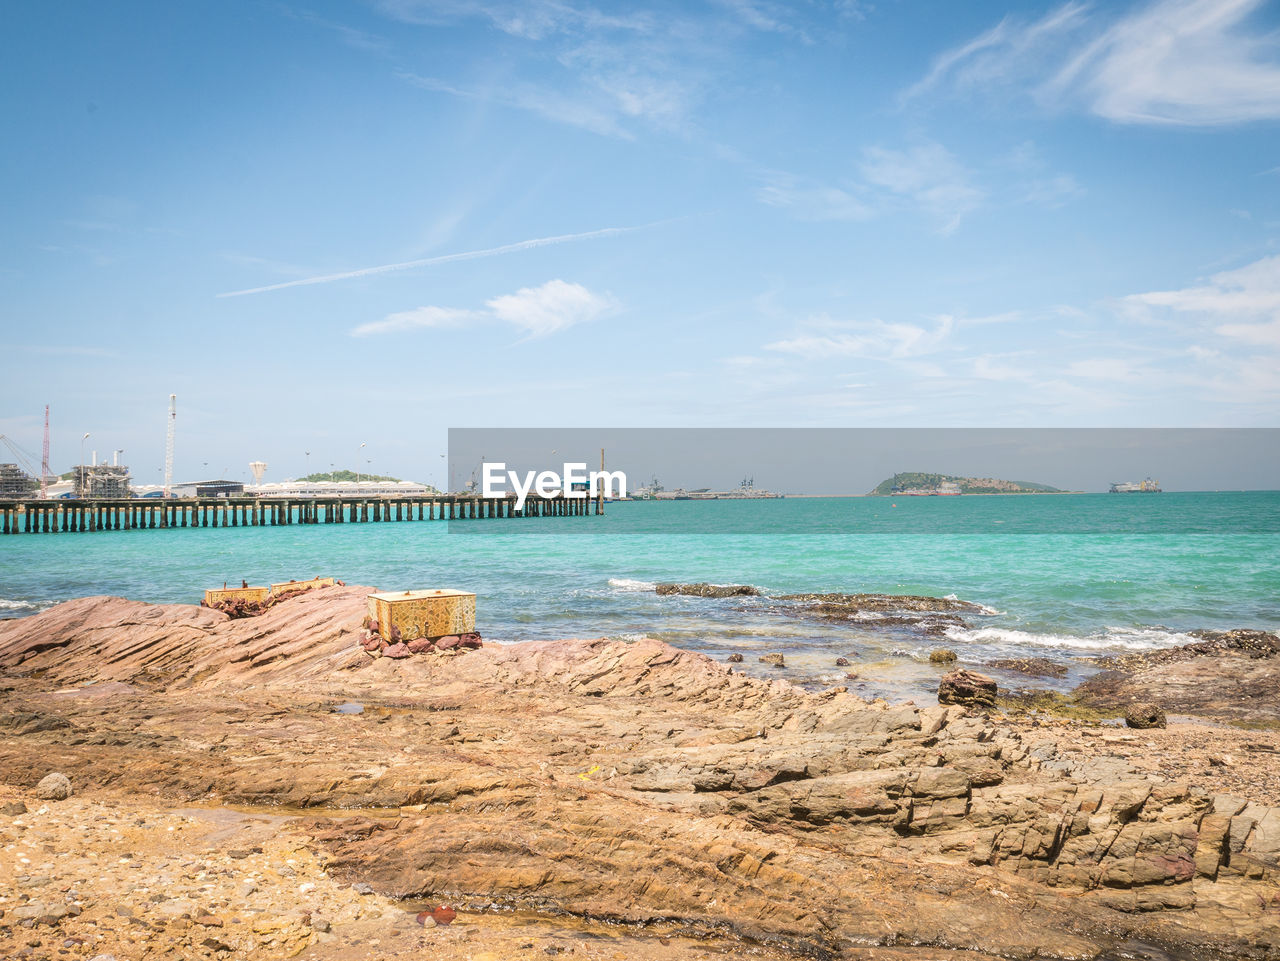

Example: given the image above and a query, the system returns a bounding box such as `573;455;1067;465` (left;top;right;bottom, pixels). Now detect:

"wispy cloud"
375;0;838;139
1125;253;1280;347
906;0;1280;126
860;144;984;234
351;279;615;338
766;315;955;360
756;177;874;222
759;141;987;233
217;225;639;297
399;73;635;138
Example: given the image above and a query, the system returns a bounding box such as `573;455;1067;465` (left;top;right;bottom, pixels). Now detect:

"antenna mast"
40;405;50;500
163;394;176;498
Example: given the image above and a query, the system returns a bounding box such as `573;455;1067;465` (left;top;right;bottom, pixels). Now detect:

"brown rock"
929;649;958;664
937;670;997;708
35;772;72;800
655;583;759;598
1125;701;1167;729
726;653;744;663
406;638;435;654
758;653;785;667
383;642;411;659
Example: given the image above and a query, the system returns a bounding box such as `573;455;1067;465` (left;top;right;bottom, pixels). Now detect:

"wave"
0;598;37;611
944;624;1194;652
607;578;657;592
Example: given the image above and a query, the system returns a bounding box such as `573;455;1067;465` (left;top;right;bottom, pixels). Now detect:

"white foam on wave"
0;598;36;611
608;578;657;592
943;593;1002;615
945;625;1194;652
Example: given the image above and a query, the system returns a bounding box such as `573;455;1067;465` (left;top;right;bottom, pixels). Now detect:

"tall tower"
40;405;50;500
163;394;176;498
249;461;267;486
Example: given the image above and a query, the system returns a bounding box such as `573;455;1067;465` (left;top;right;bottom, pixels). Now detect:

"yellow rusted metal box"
366;589;476;642
204;586;269;606
270;576;335;595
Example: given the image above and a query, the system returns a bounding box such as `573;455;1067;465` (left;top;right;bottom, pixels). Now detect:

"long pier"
0;495;599;534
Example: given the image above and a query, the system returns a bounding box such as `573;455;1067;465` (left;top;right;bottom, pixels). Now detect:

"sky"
1;0;1279;488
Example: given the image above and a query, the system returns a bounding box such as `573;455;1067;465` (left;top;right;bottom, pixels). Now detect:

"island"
870;471;1064;495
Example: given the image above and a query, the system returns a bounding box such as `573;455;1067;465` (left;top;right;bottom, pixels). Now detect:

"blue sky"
2;0;1279;487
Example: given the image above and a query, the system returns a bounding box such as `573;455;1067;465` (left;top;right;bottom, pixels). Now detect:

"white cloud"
908;0;1280;126
760;141;988;232
486;279;614;337
766;315;954;360
903;3;1089;103
352;280;614;339
1124;254;1280;348
859;144;984;233
756;179;874;221
351;306;478;338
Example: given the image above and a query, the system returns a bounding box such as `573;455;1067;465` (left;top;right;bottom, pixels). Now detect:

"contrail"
217;225;638;298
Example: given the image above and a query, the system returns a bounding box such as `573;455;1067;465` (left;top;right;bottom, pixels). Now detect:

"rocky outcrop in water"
655;583;760;597
2;591;1279;959
988;657;1068;678
1078;629;1280;724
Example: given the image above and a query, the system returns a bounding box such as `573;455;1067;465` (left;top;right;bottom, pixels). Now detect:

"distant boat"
1110;478;1161;493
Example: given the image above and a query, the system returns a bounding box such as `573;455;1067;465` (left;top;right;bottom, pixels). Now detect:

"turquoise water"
2;492;1277;701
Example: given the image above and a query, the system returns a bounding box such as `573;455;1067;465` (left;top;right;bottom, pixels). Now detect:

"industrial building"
73;464;132;499
0;464;38;499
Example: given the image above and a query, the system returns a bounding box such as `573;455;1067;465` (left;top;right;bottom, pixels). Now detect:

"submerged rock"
758;653;785;667
726;653;743;663
1125;701;1167;729
988;657;1069;678
937;670;997;708
655;583;759;598
929;649;958;664
777;592;987;613
835;656;850;667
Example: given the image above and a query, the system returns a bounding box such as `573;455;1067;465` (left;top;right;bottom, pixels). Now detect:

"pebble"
352;882;374;895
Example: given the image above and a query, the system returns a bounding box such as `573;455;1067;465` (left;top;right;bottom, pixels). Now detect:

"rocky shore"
2;587;1279;959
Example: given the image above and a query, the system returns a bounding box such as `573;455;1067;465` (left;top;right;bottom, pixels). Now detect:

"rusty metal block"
204;586;268;606
366;589;476;641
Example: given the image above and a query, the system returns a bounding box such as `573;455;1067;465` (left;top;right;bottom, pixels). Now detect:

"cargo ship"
1110;478;1161;493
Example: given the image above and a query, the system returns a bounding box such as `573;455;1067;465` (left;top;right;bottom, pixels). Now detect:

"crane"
163;394;176;498
41;405;50;499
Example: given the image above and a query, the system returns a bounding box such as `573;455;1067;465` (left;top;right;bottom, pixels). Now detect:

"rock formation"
2;588;1279;959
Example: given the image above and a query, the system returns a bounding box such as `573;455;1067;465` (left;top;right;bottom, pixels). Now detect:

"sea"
2;491;1277;703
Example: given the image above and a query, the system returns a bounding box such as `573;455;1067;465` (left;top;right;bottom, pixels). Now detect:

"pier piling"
0;493;601;534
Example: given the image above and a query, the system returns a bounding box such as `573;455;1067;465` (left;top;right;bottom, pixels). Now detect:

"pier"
0;494;599;534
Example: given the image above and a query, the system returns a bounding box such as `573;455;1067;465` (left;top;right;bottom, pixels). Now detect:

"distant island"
299;469;403;483
870;472;1063;495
